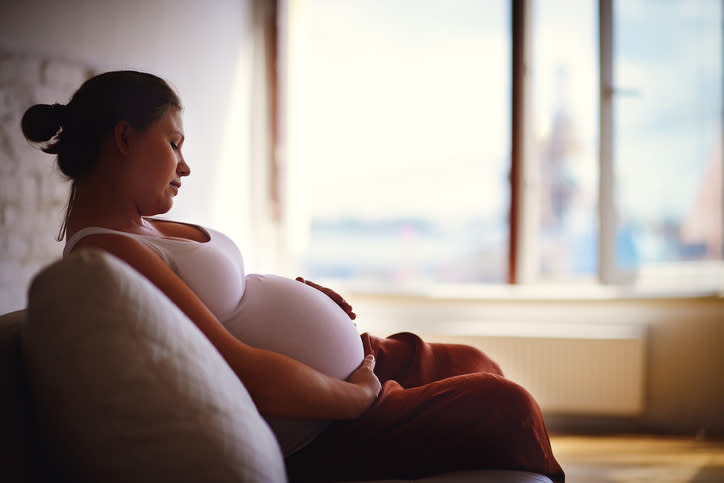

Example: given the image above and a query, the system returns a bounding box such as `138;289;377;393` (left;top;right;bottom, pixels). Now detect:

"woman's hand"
345;354;382;415
296;276;356;321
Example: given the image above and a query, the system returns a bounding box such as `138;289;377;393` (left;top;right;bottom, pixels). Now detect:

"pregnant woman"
22;71;564;483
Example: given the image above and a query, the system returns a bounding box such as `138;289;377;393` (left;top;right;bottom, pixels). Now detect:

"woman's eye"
170;141;179;150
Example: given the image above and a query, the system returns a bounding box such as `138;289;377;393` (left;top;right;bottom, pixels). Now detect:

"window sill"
336;280;724;303
320;261;724;302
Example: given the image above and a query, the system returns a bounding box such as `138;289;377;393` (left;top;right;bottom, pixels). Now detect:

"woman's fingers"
361;353;376;370
296;276;357;320
348;355;378;383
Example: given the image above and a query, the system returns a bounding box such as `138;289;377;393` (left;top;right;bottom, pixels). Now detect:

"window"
278;0;723;293
529;0;599;281
283;0;510;286
609;0;723;287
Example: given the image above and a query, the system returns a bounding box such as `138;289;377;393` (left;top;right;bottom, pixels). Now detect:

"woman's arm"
72;234;381;419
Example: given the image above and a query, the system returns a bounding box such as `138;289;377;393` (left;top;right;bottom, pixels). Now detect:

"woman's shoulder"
64;225;133;256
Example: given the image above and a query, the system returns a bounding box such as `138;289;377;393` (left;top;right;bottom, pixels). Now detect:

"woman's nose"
178;158;191;177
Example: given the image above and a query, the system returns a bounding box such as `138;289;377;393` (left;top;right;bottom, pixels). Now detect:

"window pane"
530;0;600;280
613;0;723;268
285;0;510;285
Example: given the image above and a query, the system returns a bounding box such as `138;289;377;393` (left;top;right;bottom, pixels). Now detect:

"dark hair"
21;70;182;180
21;71;182;240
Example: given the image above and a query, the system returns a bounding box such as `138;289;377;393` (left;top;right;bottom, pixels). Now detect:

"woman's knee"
463;374;542;419
441;343;504;376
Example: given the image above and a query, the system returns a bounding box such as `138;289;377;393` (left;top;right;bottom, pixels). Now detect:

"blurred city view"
286;0;722;286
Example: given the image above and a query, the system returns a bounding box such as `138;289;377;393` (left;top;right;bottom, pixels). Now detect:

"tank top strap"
63;226;140;257
62;227;174;271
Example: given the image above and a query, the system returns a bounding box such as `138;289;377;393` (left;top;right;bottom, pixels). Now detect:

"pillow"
22;249;286;483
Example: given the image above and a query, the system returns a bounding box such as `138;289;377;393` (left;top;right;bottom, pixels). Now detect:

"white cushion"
22;249;287;483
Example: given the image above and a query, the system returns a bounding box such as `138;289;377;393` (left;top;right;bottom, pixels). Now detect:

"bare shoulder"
72;233;167;275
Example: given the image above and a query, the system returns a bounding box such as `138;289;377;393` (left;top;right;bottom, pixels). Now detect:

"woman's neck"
65;179;156;238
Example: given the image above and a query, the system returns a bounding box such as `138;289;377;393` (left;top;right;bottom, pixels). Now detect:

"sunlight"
212;40;252;259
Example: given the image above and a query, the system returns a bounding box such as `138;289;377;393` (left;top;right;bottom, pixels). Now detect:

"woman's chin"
143;201;173;217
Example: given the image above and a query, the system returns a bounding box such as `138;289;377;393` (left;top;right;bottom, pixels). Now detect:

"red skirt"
285;332;565;483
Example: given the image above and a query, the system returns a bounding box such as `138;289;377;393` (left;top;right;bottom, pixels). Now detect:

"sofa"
0;249;554;482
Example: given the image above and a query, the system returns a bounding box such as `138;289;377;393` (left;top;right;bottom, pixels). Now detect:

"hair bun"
21;103;66;143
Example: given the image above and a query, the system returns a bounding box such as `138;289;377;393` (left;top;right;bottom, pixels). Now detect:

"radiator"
421;322;646;416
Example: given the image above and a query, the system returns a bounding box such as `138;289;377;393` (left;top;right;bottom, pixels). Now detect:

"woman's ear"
113;121;132;155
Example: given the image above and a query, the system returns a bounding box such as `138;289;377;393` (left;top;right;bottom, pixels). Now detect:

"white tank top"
64;221;365;455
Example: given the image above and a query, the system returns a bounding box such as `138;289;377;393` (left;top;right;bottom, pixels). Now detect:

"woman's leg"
361;332;504;387
285;372;564;483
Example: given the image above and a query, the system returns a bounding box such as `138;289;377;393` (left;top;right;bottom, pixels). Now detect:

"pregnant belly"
223;274;364;380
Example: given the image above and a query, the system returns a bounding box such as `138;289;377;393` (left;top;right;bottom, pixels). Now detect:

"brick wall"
0;51;92;313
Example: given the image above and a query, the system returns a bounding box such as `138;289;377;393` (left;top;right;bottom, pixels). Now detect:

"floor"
550;434;724;483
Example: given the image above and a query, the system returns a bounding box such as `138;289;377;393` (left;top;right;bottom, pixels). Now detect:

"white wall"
0;0;253;312
0;0;251;226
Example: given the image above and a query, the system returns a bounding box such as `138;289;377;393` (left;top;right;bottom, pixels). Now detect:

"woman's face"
125;108;189;216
